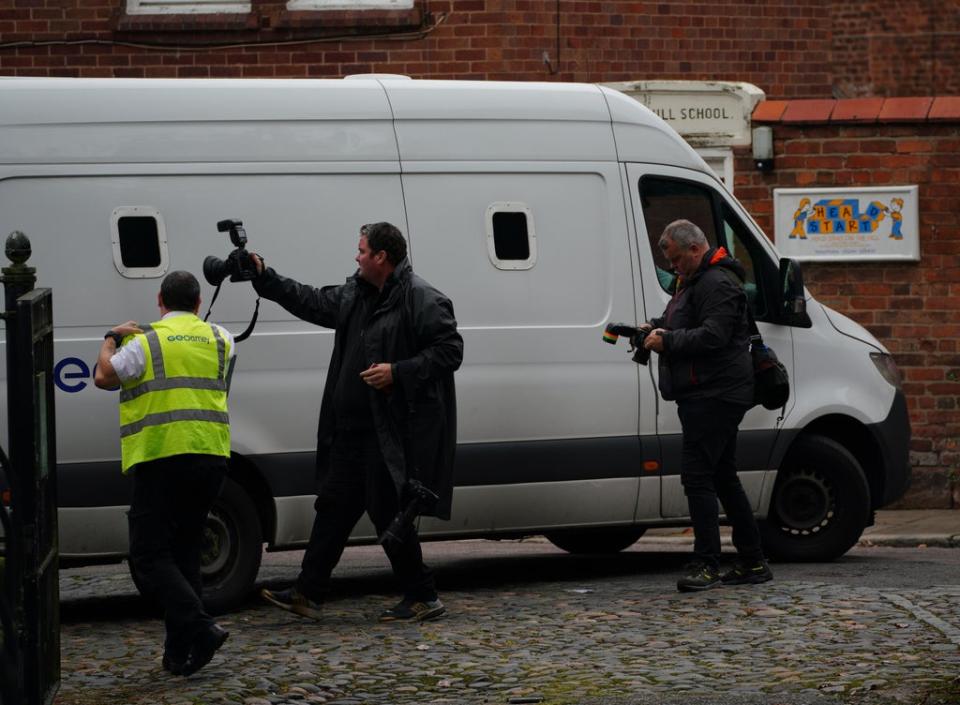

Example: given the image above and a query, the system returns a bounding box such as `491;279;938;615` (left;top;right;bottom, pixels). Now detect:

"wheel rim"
774;467;835;535
201;509;232;577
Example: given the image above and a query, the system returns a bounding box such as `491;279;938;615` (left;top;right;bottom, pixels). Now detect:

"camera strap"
202;282;223;323
203;281;261;343
234;297;260;343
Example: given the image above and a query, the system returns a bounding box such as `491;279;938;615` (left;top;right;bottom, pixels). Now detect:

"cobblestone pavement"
55;541;960;705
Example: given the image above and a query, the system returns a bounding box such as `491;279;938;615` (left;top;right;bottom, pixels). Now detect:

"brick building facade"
1;1;957;97
740;99;960;508
1;0;958;507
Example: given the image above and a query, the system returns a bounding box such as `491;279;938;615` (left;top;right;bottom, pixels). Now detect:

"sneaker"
379;598;446;623
261;586;323;621
721;559;774;585
676;563;721;592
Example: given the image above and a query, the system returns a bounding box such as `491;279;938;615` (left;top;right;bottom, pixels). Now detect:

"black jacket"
253;258;464;519
650;247;753;406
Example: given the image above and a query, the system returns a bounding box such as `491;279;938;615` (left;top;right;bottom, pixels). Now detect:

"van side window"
110;207;169;278
486;203;537;270
639;177;717;291
720;203;767;318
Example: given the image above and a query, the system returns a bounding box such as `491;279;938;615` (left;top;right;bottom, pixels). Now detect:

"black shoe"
722;559;774;585
180;624;229;677
676;563;721;592
161;652;187;676
379;598;446;623
261;586;323;621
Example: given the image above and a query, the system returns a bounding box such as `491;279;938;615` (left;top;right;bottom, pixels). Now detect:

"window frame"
286;0;413;9
126;0;251;15
485;202;537;271
637;174;781;322
110;206;170;279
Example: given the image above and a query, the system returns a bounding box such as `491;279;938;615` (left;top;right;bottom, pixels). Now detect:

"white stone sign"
774;186;919;262
602;80;764;146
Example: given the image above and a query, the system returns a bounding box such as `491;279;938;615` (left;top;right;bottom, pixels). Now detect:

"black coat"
253;258;463;519
650;247;753;406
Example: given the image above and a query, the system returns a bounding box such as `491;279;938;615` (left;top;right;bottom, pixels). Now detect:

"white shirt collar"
161;311;195;320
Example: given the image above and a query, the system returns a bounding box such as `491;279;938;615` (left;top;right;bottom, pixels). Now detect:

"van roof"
0;77;710;171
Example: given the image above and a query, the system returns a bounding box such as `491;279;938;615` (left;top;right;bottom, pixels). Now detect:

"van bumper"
867;389;911;507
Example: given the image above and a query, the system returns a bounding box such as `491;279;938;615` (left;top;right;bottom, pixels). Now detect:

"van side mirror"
779;257;810;326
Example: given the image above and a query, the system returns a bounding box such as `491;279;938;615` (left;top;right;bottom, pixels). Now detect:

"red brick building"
1;0;957;507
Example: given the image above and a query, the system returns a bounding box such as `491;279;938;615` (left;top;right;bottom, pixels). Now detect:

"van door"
404;164;655;537
625;164;794;518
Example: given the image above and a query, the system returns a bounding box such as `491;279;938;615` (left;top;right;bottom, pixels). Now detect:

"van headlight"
870;352;902;390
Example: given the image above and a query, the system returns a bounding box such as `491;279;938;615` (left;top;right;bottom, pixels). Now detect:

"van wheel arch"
545;526;647;554
799;415;883;509
760;433;870;562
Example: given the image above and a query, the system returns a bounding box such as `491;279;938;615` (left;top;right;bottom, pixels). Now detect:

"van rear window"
110;206;169;278
486;203;537;270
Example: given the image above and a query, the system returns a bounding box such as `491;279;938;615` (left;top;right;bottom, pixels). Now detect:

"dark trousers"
677;398;764;570
128;455;226;659
296;430;436;603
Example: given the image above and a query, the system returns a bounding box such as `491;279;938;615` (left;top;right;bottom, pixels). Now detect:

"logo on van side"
55;357;93;393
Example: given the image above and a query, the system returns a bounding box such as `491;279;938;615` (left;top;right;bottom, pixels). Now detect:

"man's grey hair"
659;219;708;252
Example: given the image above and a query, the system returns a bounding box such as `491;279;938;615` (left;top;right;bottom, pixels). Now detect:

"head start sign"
774;186;919;262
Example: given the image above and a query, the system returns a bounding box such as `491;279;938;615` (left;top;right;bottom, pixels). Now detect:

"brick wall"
0;1;955;98
831;1;960;98
735;119;960;508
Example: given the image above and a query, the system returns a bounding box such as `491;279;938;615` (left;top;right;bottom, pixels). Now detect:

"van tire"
760;435;870;562
200;477;263;614
545;527;646;554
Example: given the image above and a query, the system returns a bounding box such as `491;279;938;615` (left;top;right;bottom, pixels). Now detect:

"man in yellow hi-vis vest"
95;271;234;677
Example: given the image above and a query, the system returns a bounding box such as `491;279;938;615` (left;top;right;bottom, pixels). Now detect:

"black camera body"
203;219;258;286
603;322;651;365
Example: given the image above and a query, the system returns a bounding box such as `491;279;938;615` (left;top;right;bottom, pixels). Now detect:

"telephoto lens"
203;255;229;286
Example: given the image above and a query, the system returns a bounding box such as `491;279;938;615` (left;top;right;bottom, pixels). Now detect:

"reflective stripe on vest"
119;316;231;472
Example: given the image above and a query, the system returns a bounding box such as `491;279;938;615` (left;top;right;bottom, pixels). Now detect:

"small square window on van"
486;203;536;271
111;207;169;278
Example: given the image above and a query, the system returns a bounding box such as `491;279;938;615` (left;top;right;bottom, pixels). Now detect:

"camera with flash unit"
203;219;258;286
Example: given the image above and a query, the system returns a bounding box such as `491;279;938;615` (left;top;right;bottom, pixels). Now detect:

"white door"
625;164;794;518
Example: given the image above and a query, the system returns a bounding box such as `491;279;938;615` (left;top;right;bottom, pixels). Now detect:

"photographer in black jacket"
642;219;773;592
253;222;463;622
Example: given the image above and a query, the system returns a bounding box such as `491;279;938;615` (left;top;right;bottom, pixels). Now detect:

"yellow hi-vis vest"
119;314;231;472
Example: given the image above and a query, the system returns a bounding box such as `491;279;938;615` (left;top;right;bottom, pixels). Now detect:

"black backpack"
746;310;790;412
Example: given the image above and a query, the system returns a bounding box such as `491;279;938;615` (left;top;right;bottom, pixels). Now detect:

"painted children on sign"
789;198;811;239
889;197;904;240
774;186;918;261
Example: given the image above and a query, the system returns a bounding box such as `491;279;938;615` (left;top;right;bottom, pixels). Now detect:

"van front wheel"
545;527;646;554
760;435;870;562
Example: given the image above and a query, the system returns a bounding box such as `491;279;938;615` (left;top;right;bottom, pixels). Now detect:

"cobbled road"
55;540;960;705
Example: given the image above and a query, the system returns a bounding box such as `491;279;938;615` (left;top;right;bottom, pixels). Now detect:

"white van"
0;77;910;611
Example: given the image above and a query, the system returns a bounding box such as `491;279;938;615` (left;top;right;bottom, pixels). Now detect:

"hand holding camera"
200;218;263;343
203;219;259;286
603;322;652;365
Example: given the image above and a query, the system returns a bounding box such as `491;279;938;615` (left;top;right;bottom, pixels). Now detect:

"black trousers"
296;430;437;603
128;454;226;660
677;398;765;570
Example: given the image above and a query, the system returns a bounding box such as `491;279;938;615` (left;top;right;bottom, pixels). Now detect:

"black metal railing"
1;231;59;705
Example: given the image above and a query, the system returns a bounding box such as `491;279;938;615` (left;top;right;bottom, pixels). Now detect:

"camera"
203;219;258;286
603;322;651;365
